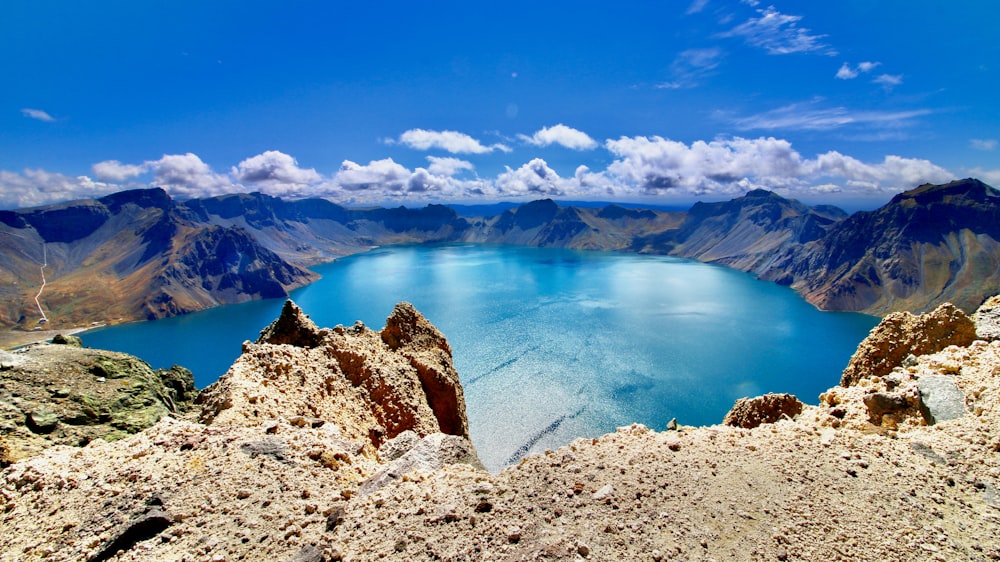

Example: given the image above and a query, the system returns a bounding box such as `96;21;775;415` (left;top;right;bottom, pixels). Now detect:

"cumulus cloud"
426;156;475;176
717;6;835;56
231;150;321;196
604;135;954;196
495;159;569;196
835;61;880;79
21;108;56;122
145;153;234;198
0;169;116;209
519;124;598;150
971;139;998;151
606;136;805;194
397;129;511;154
92;160;147;182
333;158;411;192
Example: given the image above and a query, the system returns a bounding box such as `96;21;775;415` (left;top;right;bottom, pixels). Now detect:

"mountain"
765;179;1000;314
630;188;847;274
3;179;1000;329
0;188;318;328
0;190;474;329
471;199;683;249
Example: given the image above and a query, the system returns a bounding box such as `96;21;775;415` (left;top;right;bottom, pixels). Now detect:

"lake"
83;244;878;471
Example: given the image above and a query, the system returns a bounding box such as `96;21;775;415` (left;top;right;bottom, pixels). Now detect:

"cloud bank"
0;130;980;209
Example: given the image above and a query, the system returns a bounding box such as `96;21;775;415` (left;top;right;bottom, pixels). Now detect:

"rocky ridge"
3;300;1000;560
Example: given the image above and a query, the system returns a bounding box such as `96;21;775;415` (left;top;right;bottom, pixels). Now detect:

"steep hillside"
471;199;683;250
631;188;846;274
768;179;1000;314
0;189;317;329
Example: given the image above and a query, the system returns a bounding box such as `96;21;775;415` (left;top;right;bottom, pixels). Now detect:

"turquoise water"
83;244;878;471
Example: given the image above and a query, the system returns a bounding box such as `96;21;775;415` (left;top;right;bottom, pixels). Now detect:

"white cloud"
519;124;598;150
495;159;569;197
605;136;806;194
0;169;116;209
426;156;474;176
232;150;321;196
92;160;147;182
836;61;880;80
659;47;724;89
604;135;954;196
332;158;411;192
730;101;932;131
808;152;952;190
873;73;903;89
145;153;235;198
971;139;998;151
717;6;835;56
964;168;1000;187
21;108;56;122
397;129;511;154
685;0;709;15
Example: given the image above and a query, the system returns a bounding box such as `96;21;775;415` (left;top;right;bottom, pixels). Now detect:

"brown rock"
257;300;325;348
723;393;804;428
198;302;471;455
840;303;976;387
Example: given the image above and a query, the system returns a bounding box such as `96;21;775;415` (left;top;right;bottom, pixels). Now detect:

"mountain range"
2;178;998;329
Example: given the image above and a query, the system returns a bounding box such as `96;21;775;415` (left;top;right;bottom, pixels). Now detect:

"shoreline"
0;326;93;350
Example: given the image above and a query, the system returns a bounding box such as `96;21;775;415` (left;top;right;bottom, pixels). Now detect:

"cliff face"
768;179;1000;314
3;301;1000;561
0;189;317;328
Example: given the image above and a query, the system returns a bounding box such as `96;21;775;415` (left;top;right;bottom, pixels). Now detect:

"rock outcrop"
840;302;977;387
197;301;471;455
722;392;804;428
0;339;195;465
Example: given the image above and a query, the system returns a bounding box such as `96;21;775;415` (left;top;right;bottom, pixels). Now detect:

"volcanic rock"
840;302;976;387
0;342;196;463
722;393;804;428
197;301;471;455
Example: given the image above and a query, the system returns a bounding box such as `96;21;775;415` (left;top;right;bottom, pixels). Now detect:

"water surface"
84;244;877;471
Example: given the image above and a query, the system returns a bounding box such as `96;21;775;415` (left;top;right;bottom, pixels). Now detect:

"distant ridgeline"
2;178;999;328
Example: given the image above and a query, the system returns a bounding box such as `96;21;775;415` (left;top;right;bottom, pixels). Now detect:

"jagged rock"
722;393;803;429
257;300;325;348
840;303;977;387
91;510;173;562
0;343;196;463
382;302;469;437
198;303;473;456
917;375;966;424
359;432;484;496
974;295;1000;341
378;429;420;462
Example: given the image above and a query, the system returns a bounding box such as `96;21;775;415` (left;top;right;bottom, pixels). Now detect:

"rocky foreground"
3;300;1000;561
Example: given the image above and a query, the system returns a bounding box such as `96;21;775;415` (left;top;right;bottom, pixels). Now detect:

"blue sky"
2;0;998;210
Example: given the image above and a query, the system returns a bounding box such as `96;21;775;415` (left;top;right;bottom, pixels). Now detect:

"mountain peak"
892;178;998;205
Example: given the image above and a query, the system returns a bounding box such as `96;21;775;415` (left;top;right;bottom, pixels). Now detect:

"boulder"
360;432;484;496
973;295;1000;341
840;303;977;387
917;375;966;424
723;393;804;429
